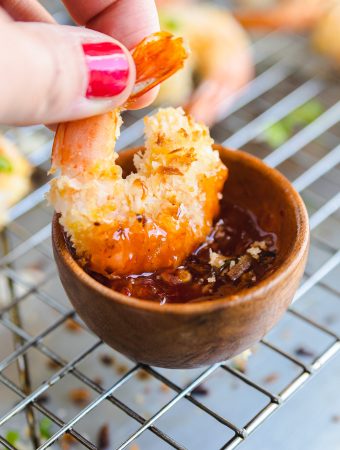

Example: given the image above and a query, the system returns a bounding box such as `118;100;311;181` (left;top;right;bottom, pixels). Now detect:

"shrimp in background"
233;0;336;31
49;32;228;277
157;3;253;125
0;135;31;228
234;0;340;69
313;3;340;67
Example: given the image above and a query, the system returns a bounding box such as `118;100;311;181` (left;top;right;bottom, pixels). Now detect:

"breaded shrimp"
313;3;340;66
234;0;335;31
49;33;227;277
157;3;253;125
50;109;227;277
0;135;31;228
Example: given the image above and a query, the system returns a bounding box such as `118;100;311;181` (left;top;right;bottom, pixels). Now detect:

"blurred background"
0;1;339;449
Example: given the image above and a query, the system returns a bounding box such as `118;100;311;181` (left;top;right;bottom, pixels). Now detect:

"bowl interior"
221;148;302;272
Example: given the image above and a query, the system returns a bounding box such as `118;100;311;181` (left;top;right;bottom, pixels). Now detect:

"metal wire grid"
0;28;339;450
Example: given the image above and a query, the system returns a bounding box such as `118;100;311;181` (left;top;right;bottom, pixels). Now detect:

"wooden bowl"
52;146;309;368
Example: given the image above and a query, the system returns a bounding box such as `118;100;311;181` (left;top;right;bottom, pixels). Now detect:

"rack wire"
0;9;339;450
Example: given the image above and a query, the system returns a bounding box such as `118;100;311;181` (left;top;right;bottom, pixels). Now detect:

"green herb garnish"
159;13;182;32
263;100;324;148
264;122;291;148
286;99;324;126
39;417;53;440
163;17;180;31
0;155;13;173
5;430;20;446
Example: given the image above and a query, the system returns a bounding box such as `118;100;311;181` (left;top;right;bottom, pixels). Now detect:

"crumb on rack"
69;387;91;407
160;383;170;393
116;364;129;375
99;353;115;367
93;376;103;387
65;318;82;332
294;346;315;358
47;359;61;370
129;444;140;450
231;349;252;373
191;383;209;396
137;370;151;381
60;433;78;450
97;424;110;450
262;372;279;384
36;393;50;405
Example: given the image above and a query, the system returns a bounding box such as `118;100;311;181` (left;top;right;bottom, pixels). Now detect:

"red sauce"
83;202;278;304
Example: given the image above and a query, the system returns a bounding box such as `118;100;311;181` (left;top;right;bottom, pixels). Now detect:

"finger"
63;0;159;48
1;0;55;23
185;80;229;126
127;87;160;110
0;6;12;22
186;62;252;126
0;22;136;126
63;0;160;107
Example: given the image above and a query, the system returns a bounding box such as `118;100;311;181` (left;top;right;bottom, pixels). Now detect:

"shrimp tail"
51;32;189;177
49;33;227;277
128;31;189;105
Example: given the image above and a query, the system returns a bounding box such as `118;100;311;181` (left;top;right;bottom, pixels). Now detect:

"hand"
0;0;159;126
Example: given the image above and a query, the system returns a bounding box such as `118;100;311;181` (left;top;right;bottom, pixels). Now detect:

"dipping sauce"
83;202;278;304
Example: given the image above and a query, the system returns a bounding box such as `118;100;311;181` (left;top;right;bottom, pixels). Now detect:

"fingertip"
0;22;139;125
127;86;160;110
0;6;12;22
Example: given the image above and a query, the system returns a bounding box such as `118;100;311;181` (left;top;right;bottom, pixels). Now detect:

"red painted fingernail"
82;42;130;98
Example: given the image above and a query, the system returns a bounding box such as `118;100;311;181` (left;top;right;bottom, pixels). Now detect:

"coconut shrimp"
49;32;228;277
0;135;31;228
313;3;340;66
157;3;253;125
233;0;335;31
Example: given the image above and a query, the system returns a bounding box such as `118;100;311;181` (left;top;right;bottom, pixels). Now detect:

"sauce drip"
83;202;278;304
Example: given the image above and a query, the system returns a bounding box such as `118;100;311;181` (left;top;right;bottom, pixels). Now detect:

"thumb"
0;22;136;125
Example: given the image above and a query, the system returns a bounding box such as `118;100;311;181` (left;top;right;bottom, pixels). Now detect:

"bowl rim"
52;146;309;315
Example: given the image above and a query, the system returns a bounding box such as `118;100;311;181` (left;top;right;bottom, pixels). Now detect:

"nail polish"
82;42;130;98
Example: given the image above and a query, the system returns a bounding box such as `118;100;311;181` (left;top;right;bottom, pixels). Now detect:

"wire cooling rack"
0;12;340;450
